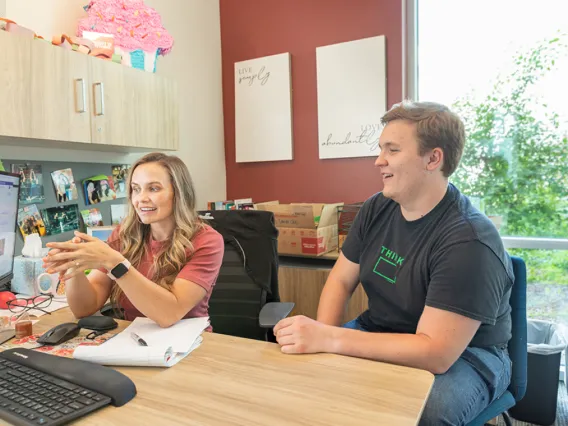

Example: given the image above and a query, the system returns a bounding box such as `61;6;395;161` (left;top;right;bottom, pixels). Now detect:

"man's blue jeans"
343;317;512;425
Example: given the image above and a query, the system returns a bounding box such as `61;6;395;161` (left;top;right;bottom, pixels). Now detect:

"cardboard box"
255;201;343;256
337;202;364;249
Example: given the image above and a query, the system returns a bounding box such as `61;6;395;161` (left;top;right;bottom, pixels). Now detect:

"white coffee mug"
36;273;65;300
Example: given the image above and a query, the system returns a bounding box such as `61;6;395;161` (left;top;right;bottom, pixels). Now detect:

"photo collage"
12;163;131;239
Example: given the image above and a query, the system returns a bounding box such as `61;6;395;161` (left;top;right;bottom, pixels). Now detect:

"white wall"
144;0;226;208
1;0;226;208
5;0;85;38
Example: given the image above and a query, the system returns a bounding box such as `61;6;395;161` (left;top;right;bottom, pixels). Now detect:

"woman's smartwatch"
107;259;132;280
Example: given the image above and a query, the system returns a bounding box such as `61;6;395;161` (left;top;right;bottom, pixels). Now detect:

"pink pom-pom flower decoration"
77;0;174;72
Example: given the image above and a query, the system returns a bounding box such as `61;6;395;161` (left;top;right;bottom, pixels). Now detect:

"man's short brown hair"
380;101;466;177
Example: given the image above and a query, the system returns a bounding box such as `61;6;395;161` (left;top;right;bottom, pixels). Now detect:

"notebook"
73;316;209;367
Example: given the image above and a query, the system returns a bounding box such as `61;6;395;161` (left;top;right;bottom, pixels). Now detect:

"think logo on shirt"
373;246;404;284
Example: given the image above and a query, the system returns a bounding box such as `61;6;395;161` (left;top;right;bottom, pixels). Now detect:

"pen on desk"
131;332;148;347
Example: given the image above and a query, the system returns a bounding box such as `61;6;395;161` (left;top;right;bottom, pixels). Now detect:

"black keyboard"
0;349;136;425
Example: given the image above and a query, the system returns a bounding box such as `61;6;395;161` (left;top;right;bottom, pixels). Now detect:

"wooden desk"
21;308;434;425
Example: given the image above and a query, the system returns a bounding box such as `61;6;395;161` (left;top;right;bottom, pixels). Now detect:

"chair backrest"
208;242;269;340
198;210;280;301
508;255;528;401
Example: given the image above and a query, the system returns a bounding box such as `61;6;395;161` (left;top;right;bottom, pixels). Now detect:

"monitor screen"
0;172;20;288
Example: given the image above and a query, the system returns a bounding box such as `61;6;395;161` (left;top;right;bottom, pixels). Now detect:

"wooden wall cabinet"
0;31;178;151
30;39;92;144
0;32;33;139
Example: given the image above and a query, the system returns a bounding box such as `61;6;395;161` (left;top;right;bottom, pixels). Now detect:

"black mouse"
37;322;81;346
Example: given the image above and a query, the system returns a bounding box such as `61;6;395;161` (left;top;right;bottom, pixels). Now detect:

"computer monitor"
0;171;20;290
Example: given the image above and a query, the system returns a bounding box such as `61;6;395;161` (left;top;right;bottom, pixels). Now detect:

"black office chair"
208;242;293;341
201;209;293;341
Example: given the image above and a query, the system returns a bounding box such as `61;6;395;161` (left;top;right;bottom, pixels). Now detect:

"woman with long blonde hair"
43;153;224;328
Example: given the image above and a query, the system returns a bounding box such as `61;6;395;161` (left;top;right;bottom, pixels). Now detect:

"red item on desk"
0;291;16;309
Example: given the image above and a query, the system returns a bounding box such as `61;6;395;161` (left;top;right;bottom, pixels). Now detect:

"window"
414;0;568;329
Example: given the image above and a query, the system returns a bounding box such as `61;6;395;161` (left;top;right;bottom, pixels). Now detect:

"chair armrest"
259;302;295;328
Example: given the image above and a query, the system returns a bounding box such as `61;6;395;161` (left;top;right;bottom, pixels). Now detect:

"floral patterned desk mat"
0;329;116;358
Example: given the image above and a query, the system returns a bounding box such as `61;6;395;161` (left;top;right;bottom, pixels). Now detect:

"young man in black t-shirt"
274;101;514;425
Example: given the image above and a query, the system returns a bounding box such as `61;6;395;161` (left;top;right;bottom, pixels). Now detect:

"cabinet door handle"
75;78;86;113
94;82;105;116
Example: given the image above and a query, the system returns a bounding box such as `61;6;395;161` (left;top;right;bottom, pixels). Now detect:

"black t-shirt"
341;184;514;348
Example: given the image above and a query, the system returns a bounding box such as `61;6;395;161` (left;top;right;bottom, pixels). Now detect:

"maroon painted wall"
220;0;403;204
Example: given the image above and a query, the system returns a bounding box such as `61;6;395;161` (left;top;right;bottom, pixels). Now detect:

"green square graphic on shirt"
373;257;397;284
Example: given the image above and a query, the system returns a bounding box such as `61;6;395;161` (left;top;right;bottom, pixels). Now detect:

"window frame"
407;0;568;251
403;0;419;101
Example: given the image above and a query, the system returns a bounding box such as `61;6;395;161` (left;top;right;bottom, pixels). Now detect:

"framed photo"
41;204;80;236
80;208;103;228
111;164;130;199
51;168;79;203
11;164;45;205
83;175;117;205
111;204;128;225
87;225;116;242
17;204;47;238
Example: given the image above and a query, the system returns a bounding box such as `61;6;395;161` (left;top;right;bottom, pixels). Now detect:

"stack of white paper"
73;316;209;367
